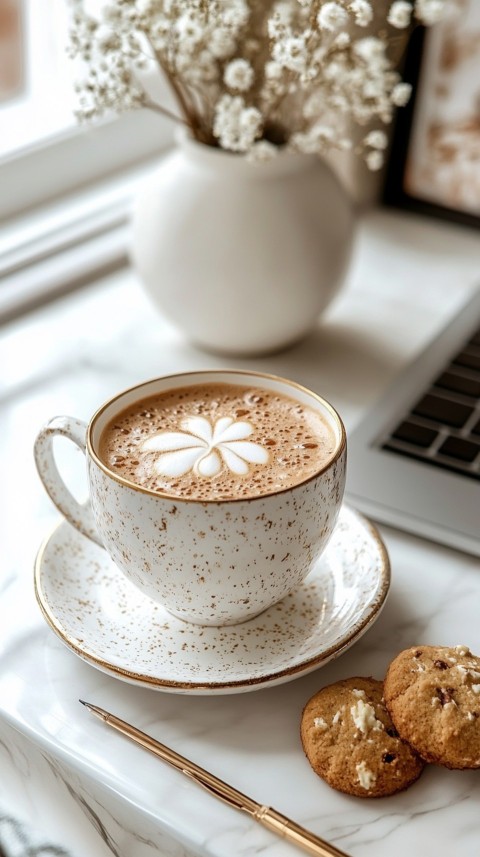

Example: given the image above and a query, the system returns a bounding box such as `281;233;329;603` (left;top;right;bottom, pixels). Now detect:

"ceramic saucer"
34;505;390;695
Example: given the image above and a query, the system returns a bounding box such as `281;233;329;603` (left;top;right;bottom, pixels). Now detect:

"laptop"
346;288;480;557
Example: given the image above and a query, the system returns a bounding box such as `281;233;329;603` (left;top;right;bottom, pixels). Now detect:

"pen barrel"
255;806;350;857
87;707;352;857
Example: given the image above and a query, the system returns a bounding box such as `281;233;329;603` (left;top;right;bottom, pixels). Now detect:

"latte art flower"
140;416;269;478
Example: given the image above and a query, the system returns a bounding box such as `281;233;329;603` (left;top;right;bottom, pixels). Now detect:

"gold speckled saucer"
34;505;390;695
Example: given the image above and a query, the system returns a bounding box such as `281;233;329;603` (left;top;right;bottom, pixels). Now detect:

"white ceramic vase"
130;134;355;356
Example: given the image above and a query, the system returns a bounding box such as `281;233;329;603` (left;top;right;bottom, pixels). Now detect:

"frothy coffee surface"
98;383;337;500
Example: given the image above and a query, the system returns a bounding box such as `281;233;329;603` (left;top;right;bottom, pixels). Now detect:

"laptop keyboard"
382;326;480;481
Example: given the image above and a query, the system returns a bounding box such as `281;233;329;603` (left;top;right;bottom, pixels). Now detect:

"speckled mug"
34;371;346;626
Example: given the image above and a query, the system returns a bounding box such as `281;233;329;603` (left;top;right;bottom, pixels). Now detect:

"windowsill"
0;144;172;324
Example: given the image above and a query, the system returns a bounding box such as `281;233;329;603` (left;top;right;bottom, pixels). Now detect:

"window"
0;0;172;218
0;1;173;319
0;0;77;159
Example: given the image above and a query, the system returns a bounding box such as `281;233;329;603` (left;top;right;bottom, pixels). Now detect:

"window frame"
0;108;173;222
0;106;174;323
0;0;176;321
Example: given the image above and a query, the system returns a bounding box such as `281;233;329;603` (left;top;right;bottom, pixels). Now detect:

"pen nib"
79;699;109;721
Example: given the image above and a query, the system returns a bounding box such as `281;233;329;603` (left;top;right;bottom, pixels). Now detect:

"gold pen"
80;700;350;857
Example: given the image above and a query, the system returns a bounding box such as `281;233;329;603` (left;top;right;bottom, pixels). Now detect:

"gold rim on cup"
87;369;347;504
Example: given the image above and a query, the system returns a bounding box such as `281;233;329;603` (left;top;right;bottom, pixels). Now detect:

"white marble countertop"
1;208;480;857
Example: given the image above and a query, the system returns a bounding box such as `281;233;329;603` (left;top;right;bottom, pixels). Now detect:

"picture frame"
0;0;24;103
383;3;480;230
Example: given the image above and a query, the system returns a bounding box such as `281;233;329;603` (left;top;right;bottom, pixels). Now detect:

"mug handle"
34;416;104;547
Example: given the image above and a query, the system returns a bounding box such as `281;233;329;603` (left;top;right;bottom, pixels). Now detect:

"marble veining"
0;722;198;857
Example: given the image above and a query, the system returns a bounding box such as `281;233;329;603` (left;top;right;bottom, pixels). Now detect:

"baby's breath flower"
267;15;285;40
354;37;388;65
274;1;296;25
388;1;413;28
349;0;373;27
224;58;254;91
265;60;283;80
136;0;158;14
291;122;336;154
223;1;250;28
323;60;342;80
68;0;443;160
95;26;121;52
415;0;447;25
176;13;203;47
365;150;384;170
317;2;350;32
213;94;262;152
102;4;122;24
364;129;389;149
391;81;412;105
241;106;262;132
273;35;308;73
210;28;237;59
247;140;278;163
333;32;350;48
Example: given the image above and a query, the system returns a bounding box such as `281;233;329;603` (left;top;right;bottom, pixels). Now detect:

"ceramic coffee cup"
34;370;346;626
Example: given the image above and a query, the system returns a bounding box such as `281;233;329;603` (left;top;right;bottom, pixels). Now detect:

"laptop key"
438;436;480;463
468;329;480;348
434;371;480;400
382;443;480;481
453;349;480;372
471;418;480;437
391;420;438;448
412;394;473;428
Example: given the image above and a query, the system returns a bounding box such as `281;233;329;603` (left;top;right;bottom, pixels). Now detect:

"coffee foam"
99;383;337;500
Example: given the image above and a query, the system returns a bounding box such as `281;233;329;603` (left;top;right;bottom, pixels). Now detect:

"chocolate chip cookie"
301;676;425;797
384;645;480;769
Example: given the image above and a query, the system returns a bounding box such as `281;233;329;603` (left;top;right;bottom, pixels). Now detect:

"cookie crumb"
356;761;376;790
350;699;384;735
457;666;480;682
455;645;471;656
